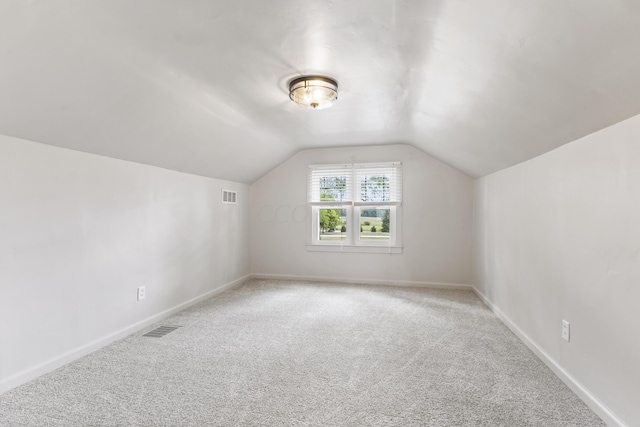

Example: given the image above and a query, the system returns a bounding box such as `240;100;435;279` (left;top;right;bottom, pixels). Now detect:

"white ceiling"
1;1;640;183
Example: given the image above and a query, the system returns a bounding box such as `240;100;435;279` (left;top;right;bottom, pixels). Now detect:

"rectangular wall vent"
143;326;180;338
222;189;237;204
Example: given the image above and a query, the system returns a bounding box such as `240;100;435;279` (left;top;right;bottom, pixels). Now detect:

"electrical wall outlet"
562;319;570;342
137;286;146;301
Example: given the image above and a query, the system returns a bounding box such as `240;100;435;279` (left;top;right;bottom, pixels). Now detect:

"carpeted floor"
0;279;605;426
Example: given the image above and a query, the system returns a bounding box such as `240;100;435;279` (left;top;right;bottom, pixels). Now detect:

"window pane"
319;176;348;202
359;175;390;202
359;208;390;242
319;208;347;241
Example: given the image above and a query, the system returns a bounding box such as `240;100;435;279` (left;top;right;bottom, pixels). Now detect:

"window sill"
306;244;403;254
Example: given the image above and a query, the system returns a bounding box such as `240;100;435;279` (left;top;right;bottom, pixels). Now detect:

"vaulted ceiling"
1;1;640;183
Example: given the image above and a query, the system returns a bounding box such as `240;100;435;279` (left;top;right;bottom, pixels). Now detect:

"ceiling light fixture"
289;76;338;110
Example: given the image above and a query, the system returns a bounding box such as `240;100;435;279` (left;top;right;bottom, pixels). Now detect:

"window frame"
307;162;403;253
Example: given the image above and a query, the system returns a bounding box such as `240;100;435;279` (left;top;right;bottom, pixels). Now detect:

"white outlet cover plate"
562;320;570;342
137;286;146;301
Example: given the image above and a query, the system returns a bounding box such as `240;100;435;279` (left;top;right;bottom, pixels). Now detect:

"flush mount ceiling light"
289;76;338;110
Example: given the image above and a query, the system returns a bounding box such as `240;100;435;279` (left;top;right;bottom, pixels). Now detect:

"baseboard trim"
0;275;249;395
250;273;473;290
471;287;626;427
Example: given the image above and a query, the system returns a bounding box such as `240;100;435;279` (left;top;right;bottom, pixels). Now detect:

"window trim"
307;162;403;253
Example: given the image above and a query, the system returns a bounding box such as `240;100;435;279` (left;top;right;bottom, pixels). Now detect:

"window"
307;162;402;253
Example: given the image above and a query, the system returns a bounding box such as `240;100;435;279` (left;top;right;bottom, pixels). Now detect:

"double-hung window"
307;162;402;253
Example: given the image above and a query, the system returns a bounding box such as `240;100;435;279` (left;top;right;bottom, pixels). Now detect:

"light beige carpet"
0;279;604;426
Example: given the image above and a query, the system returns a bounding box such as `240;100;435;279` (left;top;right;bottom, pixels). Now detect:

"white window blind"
308;164;353;205
354;162;402;205
308;162;401;205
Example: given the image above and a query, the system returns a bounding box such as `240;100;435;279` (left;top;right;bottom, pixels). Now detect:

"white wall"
250;144;473;286
473;115;640;426
0;135;250;392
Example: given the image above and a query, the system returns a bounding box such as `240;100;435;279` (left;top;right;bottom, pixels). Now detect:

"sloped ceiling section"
1;1;640;183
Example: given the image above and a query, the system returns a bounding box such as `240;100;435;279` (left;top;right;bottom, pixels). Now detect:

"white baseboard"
250;273;473;290
0;275;249;395
471;287;626;427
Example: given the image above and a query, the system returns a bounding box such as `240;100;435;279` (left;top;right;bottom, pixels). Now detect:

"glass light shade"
289;76;338;110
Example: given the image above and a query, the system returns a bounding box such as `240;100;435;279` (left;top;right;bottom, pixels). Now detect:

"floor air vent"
143;326;180;338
